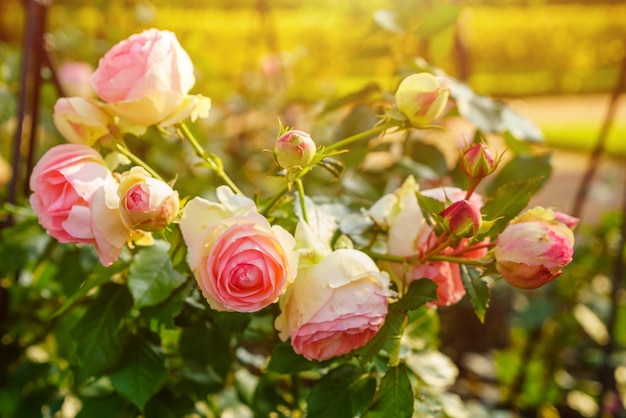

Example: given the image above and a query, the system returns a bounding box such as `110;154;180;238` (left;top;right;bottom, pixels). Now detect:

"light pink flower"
58;61;95;98
118;167;179;232
495;207;576;289
29;144;130;266
53;97;112;145
180;189;298;312
90;28;195;126
273;130;316;169
275;248;391;361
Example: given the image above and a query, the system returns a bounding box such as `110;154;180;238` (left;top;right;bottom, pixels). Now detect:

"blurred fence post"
3;0;52;228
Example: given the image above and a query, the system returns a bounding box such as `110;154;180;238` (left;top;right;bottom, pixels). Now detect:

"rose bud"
460;142;496;181
395;73;449;127
439;200;482;237
53;97;112;146
118;167;180;232
273;129;316;169
495;207;577;289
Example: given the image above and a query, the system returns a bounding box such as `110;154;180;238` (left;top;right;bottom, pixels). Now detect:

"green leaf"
76;393;137;418
307;364;377;418
460;265;491;323
354;310;408;365
369;365;413;418
143;390;197;418
109;334;167;411
267;342;330;374
141;280;193;331
408;141;449;178
415;4;462;38
486;153;552;197
252;374;291;418
481;177;544;235
178;327;232;388
53;262;127;318
128;240;187;309
70;283;132;380
391;279;438;311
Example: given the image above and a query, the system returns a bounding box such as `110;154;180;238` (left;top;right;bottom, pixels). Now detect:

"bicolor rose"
53;97;112;146
395;73;450;127
368;178;485;306
180;187;298;312
29;144;130;266
275;248;391;361
495;207;577;289
90;28;198;126
118;167;179;232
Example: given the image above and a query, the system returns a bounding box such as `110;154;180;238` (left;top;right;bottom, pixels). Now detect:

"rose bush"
3;25;587;418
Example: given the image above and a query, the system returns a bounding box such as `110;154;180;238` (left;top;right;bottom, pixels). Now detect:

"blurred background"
2;1;626;417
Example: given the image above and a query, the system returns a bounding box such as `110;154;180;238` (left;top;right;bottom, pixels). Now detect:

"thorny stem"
176;123;243;195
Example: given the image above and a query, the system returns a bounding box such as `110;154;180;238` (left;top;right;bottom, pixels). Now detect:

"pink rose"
180;189;298;312
275;249;391;361
90;28;195;126
118;167;179;232
58;61;95;98
29;144;130;266
53;97;112;145
495;207;576;289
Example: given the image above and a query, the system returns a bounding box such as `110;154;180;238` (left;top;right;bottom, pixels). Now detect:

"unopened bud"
118;167;179;232
395;73;449;127
460;142;496;181
439;200;482;237
274;130;316;169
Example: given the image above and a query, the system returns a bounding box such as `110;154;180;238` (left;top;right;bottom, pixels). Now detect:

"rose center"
126;184;150;211
231;263;262;290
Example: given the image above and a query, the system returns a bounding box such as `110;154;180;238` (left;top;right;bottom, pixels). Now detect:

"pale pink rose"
58;61;95;98
409;261;465;307
118;167;179;232
53;97;112;145
90;28;195;126
180;190;298;312
275;249;391;361
495;207;576;289
29;144;130;266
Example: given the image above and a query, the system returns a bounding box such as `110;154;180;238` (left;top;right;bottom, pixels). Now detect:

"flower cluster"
29;28;579;362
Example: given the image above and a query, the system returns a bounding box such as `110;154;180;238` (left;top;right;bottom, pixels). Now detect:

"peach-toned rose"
180;188;298;312
118;167;179;232
275;248;391;361
495;207;576;289
90;28;196;126
53;97;112;145
29;144;130;266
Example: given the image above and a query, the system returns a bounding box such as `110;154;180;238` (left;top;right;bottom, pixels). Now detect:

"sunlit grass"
541;123;626;156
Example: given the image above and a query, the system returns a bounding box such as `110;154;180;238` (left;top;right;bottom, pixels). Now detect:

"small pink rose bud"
118;167;179;232
273;130;316;169
439;200;482;237
395;73;449;127
495;207;577;289
53;97;112;146
460;142;496;181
